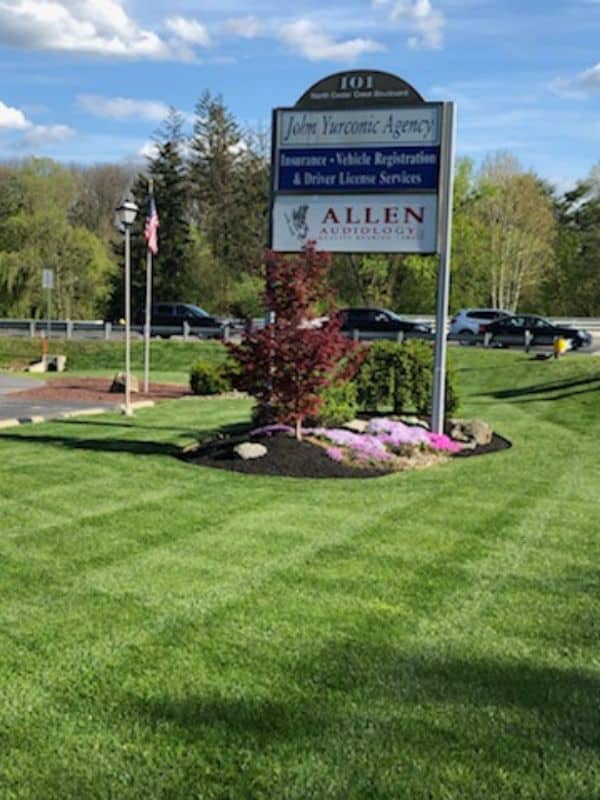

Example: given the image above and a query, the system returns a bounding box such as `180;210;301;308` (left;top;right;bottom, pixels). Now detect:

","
480;314;592;350
335;307;432;340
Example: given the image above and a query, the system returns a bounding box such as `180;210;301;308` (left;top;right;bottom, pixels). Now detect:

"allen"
321;206;425;225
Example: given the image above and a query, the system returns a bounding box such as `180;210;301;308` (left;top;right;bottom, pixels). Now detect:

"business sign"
271;194;437;253
270;71;444;253
269;69;456;433
274;107;441;196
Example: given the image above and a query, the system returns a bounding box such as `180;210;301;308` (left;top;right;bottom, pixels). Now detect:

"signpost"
42;268;54;340
270;70;456;433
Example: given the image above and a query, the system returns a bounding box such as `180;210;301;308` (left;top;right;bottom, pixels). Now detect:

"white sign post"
431;102;456;435
270;71;456;434
42;268;54;340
